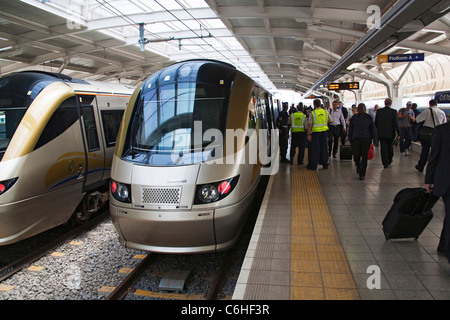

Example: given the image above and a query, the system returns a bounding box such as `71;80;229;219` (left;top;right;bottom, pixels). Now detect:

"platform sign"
378;53;425;64
435;91;450;104
328;82;359;91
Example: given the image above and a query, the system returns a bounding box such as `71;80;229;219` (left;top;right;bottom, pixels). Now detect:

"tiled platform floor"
233;144;450;300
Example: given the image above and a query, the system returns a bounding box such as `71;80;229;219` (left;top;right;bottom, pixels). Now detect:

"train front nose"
110;164;218;253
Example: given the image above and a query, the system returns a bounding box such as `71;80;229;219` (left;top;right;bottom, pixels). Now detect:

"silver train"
0;71;133;245
110;59;279;253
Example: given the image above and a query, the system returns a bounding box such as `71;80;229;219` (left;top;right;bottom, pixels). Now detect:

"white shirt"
329;108;346;129
416;107;447;128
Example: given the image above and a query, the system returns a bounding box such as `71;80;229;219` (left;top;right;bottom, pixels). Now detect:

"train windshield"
122;61;235;166
0;72;57;161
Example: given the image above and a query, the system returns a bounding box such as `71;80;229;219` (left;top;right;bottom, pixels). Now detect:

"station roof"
0;0;449;96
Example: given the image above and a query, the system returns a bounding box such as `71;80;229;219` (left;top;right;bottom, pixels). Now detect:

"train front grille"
141;187;182;205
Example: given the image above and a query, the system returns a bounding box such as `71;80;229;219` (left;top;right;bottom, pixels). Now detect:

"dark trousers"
309;131;329;169
416;141;431;171
290;132;307;164
279;130;288;161
439;193;450;262
341;127;348;145
328;125;342;157
351;138;371;177
399;127;412;153
379;137;394;167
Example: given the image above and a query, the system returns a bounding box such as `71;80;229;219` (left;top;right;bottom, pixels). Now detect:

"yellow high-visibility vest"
291;112;305;133
311;109;329;133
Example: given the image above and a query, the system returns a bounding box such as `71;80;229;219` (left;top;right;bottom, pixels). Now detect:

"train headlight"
194;175;239;204
199;184;219;203
111;180;131;203
0;178;18;196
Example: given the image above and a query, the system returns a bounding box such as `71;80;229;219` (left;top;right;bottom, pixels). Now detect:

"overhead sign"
435;91;450;104
378;53;425;64
328;82;360;91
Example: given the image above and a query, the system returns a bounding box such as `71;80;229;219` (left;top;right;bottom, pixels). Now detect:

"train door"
77;94;105;190
34;96;86;192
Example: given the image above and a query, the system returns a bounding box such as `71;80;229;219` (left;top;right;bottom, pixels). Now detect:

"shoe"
405;150;410;156
306;166;316;171
415;164;423;173
322;166;328;170
401;152;406;156
333;154;337;159
356;166;360;174
359;175;365;180
384;164;389;169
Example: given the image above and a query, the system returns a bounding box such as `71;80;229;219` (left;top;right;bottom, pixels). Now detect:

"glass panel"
34;97;79;150
123;82;227;166
0;72;58;160
122;61;236;166
82;106;100;152
101;110;124;147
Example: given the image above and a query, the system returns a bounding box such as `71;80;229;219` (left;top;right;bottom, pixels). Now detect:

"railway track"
105;245;238;301
0;211;108;282
105;176;269;301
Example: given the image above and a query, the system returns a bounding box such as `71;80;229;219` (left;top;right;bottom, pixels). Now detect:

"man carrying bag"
415;99;447;173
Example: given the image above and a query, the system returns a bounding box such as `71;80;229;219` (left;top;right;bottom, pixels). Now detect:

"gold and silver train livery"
0;71;133;245
110;59;279;253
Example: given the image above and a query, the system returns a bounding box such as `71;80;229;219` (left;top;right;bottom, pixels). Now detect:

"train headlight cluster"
0;178;18;196
111;180;131;203
195;175;239;204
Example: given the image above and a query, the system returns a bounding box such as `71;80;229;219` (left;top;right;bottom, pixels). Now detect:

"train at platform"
110;59;279;253
0;71;133;245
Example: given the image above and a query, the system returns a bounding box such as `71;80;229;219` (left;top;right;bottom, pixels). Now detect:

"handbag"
417;108;436;144
368;143;374;160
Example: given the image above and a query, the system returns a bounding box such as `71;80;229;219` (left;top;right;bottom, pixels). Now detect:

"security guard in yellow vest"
288;107;307;165
306;99;332;170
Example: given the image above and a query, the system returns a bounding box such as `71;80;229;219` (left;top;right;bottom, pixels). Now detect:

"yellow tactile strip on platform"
290;167;359;300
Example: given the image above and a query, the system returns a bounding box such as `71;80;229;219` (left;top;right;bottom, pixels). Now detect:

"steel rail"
105;253;155;300
0;211;109;282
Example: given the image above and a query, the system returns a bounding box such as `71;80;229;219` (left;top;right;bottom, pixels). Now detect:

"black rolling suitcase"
339;143;352;160
382;188;439;240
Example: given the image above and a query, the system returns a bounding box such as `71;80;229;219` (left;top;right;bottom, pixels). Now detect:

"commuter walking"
415;99;447;173
306;99;331;170
375;98;399;168
411;103;421;142
397;101;416;156
348;103;378;180
339;101;349;145
288;107;307;165
328;100;346;158
424;121;450;263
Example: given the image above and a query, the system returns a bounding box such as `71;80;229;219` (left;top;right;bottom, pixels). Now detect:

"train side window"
34;96;79;150
81;106;100;152
101;110;124;147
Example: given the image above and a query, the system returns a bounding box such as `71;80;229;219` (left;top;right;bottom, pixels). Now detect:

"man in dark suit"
424;122;450;263
374;98;399;168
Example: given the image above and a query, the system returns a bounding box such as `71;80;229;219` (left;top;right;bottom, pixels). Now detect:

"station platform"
233;144;450;300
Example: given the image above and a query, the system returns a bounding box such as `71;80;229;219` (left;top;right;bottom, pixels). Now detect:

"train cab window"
122;62;235;166
81;106;100;152
101;110;124;147
0;72;59;160
34;96;79;150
